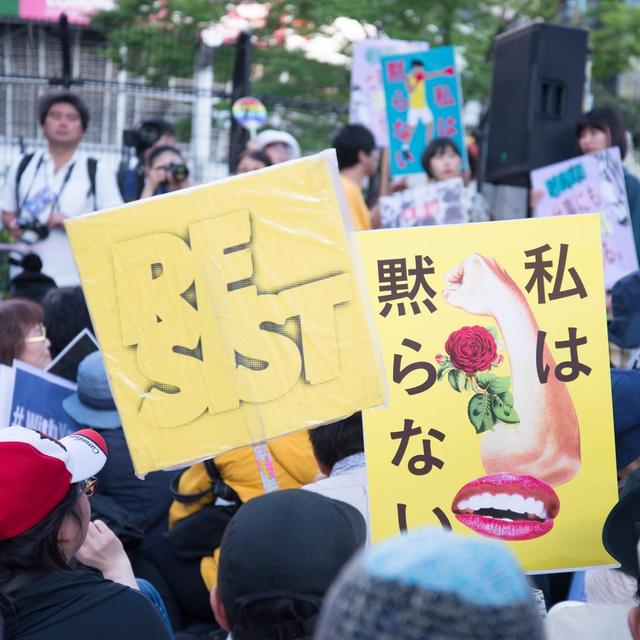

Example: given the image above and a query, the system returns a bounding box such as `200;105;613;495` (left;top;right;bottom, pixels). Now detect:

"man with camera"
0;92;123;286
140;146;190;198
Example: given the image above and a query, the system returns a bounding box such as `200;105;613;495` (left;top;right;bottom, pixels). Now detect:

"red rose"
445;326;497;375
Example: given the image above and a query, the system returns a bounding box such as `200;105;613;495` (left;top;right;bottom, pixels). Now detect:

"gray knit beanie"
314;528;545;640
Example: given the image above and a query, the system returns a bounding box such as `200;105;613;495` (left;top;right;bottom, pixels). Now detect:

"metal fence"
0;17;232;190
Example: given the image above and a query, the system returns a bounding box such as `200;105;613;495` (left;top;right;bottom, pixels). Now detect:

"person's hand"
6;216;23;239
389;179;408;194
443;253;523;317
529;189;544;211
76;520;138;589
47;211;66;229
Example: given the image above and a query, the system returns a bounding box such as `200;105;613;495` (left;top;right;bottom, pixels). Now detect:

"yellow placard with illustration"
357;213;618;572
67;152;385;474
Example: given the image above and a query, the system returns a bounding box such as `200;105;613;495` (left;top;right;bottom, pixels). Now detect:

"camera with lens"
122;121;164;156
168;163;189;183
17;218;49;244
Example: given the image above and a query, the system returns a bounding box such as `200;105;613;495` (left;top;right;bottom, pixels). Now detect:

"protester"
315;527;545;640
211;489;366;640
303;412;370;542
8;252;56;304
254;129;301;164
235;149;272;174
0;425;172;639
0;92;123;285
140;145;190;198
62;351;179;550
119;119;177;202
42;286;94;359
576;106;640;264
546;466;640;639
0;298;51;368
138;433;319;631
608;270;640;368
332;124;380;230
421;137;490;222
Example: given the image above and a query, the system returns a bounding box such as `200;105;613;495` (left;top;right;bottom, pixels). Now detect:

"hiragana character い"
524;243;587;305
396;503;452;532
390;418;445;476
393;338;436;395
377;255;437;317
536;327;592;383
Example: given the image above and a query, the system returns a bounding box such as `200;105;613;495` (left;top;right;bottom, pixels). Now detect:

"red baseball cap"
0;426;108;541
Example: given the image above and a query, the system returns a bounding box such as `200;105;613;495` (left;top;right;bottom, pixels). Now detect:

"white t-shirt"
0;148;123;286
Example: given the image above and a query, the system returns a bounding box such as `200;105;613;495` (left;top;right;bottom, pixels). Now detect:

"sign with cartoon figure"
531;147;639;290
358;214;618;572
66;152;385;474
350;39;428;147
379;177;466;228
381;45;465;176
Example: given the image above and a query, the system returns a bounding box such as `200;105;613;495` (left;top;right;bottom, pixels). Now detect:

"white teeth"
456;492;547;518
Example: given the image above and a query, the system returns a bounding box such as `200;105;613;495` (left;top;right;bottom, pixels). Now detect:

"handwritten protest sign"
350;39;428;147
0;362;78;439
379;178;466;228
358;214;617;572
381;45;466;176
531;147;639;289
67;152;385;474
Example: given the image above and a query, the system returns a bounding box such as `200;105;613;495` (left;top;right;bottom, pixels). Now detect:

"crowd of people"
0;86;639;640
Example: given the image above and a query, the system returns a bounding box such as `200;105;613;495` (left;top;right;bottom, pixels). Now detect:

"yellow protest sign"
357;214;618;572
67;152;385;474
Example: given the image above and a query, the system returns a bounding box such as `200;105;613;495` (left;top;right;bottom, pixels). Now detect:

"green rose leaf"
468;393;497;433
475;372;495;389
487;375;511;395
437;362;452;380
448;369;466;392
491;391;520;424
487;326;500;341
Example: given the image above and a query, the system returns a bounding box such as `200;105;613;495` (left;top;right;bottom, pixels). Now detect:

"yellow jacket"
169;430;319;590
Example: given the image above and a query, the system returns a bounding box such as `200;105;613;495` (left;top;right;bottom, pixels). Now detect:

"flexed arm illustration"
443;254;580;486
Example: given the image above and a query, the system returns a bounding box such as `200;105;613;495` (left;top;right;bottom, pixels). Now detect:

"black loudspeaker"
485;22;588;187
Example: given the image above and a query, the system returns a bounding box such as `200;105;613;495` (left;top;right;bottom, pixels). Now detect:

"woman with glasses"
0;426;172;639
0;298;51;368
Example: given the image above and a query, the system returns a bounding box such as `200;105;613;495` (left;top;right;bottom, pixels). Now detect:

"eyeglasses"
79;477;97;497
24;325;47;343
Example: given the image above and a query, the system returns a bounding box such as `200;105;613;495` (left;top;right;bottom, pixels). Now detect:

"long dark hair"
0;485;82;616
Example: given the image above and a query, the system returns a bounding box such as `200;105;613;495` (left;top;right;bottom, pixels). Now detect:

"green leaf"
468;393;497;433
448;369;466;392
487;326;499;341
491;392;520;424
475;372;495;389
487;375;511;395
437;362;452;380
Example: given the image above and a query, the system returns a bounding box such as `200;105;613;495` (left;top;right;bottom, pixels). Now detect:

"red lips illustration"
452;472;560;541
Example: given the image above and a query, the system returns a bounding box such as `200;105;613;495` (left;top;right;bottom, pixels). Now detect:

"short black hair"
410;59;424;68
332;124;376;170
147;145;184;168
576;106;628;159
309;412;364;471
421;137;461;178
230;597;318;640
42;286;93;360
141;118;175;137
38;92;90;131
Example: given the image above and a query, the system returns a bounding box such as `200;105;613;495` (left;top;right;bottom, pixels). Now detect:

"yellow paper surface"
357;214;618;572
67;151;385;474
